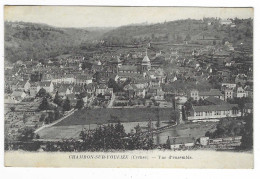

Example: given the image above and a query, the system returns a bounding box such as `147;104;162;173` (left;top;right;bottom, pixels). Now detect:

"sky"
4;6;254;28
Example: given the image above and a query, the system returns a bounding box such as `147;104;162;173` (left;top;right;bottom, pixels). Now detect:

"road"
107;94;115;108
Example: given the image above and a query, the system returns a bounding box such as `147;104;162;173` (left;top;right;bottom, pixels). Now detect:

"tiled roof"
119;65;138;72
204;96;228;105
193;104;238;112
199;89;223;96
117;72;142;78
39;81;52;87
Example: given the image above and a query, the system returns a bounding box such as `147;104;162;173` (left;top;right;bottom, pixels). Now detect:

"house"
146;68;166;83
5;94;19;104
73;85;85;94
75;74;93;85
95;84;108;96
85;83;96;96
133;77;149;89
204;96;228;105
118;65;139;73
190;89;199;101
62;74;76;84
243;103;253;114
56;84;73;96
188;104;241;120
199;89;224;100
149;78;161;87
17;80;31;92
7;91;27;103
29;83;38;97
135;88;146;98
235;87;248;98
221;83;236;90
244;85;253;98
37;81;54;93
115;72;143;82
224;88;234;101
169;137;195;150
220;19;232;25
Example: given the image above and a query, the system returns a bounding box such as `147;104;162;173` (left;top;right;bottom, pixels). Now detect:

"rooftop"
193;104;239;112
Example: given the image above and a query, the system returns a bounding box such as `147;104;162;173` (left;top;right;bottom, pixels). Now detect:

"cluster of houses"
5;39;253;121
188;85;253;121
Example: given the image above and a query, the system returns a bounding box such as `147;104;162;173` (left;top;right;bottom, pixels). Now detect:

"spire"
145;48;148;56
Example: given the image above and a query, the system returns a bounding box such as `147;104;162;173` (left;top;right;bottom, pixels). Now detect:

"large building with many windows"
188;104;241;120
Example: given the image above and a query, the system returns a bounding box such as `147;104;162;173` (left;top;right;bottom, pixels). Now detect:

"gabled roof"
117;72;142;79
39;81;52;87
193;104;238;112
204;96;228;105
199;89;223;96
119;65;138;72
96;84;107;89
11;90;25;97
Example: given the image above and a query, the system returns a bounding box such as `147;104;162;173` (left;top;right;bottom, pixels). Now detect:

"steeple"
141;48;151;72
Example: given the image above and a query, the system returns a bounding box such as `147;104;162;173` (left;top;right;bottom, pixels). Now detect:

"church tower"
141;49;151;72
117;56;122;68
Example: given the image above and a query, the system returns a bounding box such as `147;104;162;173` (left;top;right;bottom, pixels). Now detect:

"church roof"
142;55;150;63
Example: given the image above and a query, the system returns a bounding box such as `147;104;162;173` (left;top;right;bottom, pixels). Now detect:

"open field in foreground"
55;108;174;126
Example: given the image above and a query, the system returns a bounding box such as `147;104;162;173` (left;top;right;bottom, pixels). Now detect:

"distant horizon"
4;6;253;28
4;16;253;29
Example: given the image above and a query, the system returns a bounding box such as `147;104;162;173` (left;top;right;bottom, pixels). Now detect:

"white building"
188;104;241;121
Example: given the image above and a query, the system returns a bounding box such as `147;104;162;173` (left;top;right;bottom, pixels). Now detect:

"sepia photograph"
3;6;254;168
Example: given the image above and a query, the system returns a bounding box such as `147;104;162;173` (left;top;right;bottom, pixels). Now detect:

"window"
195;112;202;116
214;111;221;116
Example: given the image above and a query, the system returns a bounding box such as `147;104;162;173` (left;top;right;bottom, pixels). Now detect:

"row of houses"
190;84;252;102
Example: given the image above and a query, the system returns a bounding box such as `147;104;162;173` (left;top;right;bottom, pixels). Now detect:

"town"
4;17;253;151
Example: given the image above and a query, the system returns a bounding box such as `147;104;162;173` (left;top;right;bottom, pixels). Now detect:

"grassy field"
55;108;175;126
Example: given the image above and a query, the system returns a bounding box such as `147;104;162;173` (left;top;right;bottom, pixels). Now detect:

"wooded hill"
102;18;253;47
4;21;109;63
5;18;253;63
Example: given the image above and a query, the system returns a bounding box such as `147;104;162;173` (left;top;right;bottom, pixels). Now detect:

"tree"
108;78;123;92
54;108;61;120
38;97;50;111
241;113;253;149
17;127;36;142
134;124;142;133
63;97;71;111
10;107;15;112
22;113;28;124
155;121;160;128
39;114;46;122
76;98;84;110
245;28;252;38
185;34;191;41
170;110;180;123
166;136;171;149
53;91;63;106
36;88;51;98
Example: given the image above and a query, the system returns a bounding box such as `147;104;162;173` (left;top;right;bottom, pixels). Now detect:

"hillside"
4;18;253;63
4;21;108;63
101;18;253;47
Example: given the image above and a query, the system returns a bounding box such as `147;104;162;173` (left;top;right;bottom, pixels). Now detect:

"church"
141;50;152;72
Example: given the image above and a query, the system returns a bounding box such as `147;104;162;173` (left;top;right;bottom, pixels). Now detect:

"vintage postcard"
4;6;254;168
